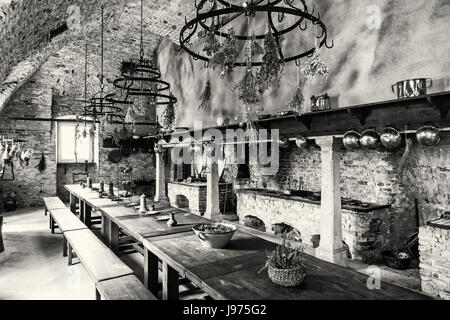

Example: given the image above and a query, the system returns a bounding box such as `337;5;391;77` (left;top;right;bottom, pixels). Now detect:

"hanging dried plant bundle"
301;49;329;80
211;28;238;75
286;86;305;113
125;106;136;127
162;101;175;133
202;26;221;57
198;80;212;111
251;33;265;57
257;31;284;92
234;67;261;105
132;97;147;116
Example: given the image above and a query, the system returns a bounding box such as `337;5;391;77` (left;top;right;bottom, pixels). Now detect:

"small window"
57;122;95;163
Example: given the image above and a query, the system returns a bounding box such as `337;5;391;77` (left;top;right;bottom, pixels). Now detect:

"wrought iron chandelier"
179;0;334;68
110;0;177;130
82;5;124;128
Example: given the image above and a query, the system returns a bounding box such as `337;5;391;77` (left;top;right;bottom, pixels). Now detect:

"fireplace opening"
243;215;266;232
174;194;189;210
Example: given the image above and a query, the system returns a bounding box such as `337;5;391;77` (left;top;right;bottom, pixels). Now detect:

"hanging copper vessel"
295;135;308;149
416;125;441;147
279;135;290;148
360;129;380;150
343;130;361;150
380;127;402;150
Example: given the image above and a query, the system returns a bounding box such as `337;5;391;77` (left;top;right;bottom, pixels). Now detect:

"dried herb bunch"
210;28;239;75
234;67;261;105
302;49;329;80
202;24;221;57
162;101;175;133
198;80;212;111
286;73;305;113
257;31;284;92
263;236;305;270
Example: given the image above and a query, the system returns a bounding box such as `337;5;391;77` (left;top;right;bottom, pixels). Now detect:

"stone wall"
419;224;450;300
0;4;163;211
236;189;391;261
167;182;234;216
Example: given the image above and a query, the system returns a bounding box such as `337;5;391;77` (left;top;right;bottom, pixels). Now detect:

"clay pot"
380;127;402;150
295;135;308;149
343;130;361;150
416;125;441;147
360;129;380;150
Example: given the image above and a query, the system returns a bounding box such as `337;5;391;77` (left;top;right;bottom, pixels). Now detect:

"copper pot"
392;78;432;98
360;129;380;150
343;130;361;150
380;127;402;150
416;125;441;147
295;135;308;149
279;135;290;148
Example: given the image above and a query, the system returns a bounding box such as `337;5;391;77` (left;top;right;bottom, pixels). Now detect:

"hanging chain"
100;5;105;92
139;0;144;60
84;43;88;109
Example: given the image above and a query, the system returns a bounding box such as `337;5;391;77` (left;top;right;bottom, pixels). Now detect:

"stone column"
154;149;170;205
315;136;346;265
204;156;221;221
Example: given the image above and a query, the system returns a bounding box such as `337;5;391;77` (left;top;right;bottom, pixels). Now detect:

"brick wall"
419;225;450;300
0;3;164;210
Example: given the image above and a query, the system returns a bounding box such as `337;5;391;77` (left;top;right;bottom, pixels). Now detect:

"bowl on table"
192;222;237;249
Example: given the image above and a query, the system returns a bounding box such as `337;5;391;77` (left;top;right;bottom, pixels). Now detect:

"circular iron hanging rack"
83;5;124;124
110;0;177;108
179;0;334;67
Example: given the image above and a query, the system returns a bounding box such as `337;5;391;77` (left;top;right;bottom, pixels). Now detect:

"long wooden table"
142;229;431;300
65;184;432;301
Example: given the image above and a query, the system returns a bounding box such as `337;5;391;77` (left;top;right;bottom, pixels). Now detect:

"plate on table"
155;216;170;222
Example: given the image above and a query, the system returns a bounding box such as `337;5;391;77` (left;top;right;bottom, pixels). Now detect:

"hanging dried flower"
125;106;135;125
202;27;221;57
301;50;329;80
256;31;284;92
233;67;261;105
286;77;305;113
198;80;212;111
162;101;175;133
211;28;238;75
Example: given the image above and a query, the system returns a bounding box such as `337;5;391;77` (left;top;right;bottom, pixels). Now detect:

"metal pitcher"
392;78;432;98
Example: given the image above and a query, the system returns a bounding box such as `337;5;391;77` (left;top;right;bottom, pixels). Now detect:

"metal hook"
316;26;325;38
299;19;307;30
325;38;334;49
295;58;301;66
204;60;210;68
278;12;284;23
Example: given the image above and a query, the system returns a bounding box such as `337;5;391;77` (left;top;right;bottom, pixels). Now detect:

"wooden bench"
95;275;157;300
50;208;88;257
64;229;134;282
43;197;66;221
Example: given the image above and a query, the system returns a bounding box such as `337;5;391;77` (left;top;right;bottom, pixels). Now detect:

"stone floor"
0;206;422;299
0;206;206;300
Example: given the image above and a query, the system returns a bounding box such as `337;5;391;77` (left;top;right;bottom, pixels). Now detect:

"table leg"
84;204;92;229
63;236;68;257
101;215;110;240
109;221;119;253
79;199;85;222
162;262;179;300
69;193;77;214
144;249;159;295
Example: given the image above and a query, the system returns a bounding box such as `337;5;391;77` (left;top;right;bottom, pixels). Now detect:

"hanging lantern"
416;125;441;147
295;135;308;149
360;129;380;150
380;127;402;150
343;130;361;150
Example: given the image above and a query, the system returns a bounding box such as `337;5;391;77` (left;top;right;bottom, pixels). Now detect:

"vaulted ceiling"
0;0;195;114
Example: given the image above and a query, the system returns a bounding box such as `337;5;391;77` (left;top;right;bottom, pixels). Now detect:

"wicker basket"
268;263;306;287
